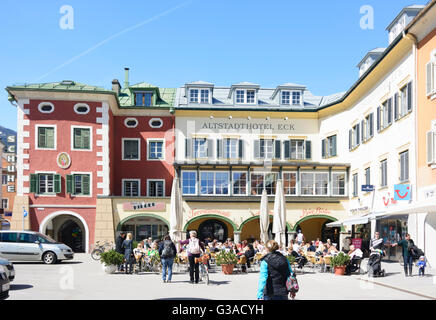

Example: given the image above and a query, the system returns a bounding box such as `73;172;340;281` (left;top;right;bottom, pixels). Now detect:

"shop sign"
188;209;231;219
382;192;398;208
349;206;370;215
351;238;363;249
123;202;165;211
393;184;411;201
300;207;331;219
201;122;296;131
361;185;374;192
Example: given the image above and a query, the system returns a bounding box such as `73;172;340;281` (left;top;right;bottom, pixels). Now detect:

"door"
0;232;20;260
18;233;42;261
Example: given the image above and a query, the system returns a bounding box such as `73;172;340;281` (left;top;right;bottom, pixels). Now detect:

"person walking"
417;256;426;277
296;230;304;245
115;232;126;272
257;240;295;300
122;233;134;274
391;233;415;277
159;235;177;283
180;231;205;284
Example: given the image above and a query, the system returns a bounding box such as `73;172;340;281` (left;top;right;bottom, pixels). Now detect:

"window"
224;139;238;159
30;173;61;195
74;103;90;115
66;174;91;196
200;172;229;195
1;199;8;209
149;118;163;129
380;160;388;187
260;139;274;160
235;89;256;104
283;172;297;195
148;140;164;160
352;173;358;197
200;89;209;103
38;102;54;113
292;91;301;105
365;167;371;185
399;150;409;182
19;233;36;243
281;91;290;105
362;113;374;142
290;140;305;159
301;172;329;196
37;126;55;149
377;98;393;132
426;61;436;97
193;138;208;158
0;232;17;243
123;180;140;197
283;140;311;160
232;172;247;195
250;172;277;195
332;172;346;196
122;138;140;160
322;135;337;158
72;127;91;150
2;175;7;185
427;130;436;164
189;89;199;103
135;92;153;106
182;171;197;195
148;180;164;197
349;123;360;150
124;118;138;128
395;82;413;120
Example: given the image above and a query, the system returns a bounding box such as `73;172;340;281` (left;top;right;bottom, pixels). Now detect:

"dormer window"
189;88;210;104
235;89;256;104
281;91;291;105
135;92;153;106
292;92;301;105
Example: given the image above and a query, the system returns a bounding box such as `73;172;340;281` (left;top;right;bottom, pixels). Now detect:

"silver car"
0;258;15;281
0;231;74;264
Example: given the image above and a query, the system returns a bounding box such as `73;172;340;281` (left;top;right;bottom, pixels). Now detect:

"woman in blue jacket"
257;240;295;300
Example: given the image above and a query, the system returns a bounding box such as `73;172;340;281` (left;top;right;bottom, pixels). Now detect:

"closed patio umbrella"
170;176;183;241
259;188;269;244
272;179;286;247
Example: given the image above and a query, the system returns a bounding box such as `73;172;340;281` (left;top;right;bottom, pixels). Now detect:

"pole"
22;206;25;231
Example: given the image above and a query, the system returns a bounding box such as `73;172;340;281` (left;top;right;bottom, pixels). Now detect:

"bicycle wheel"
205;267;210;285
91;249;103;260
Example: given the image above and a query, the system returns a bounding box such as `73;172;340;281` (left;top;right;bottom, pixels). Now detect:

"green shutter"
332;135;337;157
66;175;73;194
74;129;81;149
305;140;312;159
30;174;38;193
82;129;90;149
46;128;54;148
274;140;281;159
82;175;90;195
253;140;260;159
38;128;46;148
284;141;290;159
54;174;61;193
322;139;326;158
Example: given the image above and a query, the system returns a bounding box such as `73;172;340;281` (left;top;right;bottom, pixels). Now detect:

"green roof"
7;81;111;93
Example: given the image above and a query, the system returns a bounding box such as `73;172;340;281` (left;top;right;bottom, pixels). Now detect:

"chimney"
124;67;130;88
111;79;121;95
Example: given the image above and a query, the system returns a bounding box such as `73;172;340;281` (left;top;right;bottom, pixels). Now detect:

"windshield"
36;233;57;244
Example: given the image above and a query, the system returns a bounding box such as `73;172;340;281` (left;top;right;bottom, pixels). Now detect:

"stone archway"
184;215;237;241
293;215;340;244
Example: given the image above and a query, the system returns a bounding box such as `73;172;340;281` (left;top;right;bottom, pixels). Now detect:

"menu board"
352;238;363;249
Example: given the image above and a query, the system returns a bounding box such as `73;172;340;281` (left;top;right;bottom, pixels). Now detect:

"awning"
326;215;370;227
325;221;342;228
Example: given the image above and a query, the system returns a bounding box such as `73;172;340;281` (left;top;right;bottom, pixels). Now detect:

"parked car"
0;231;74;264
0;258;15;281
0;265;10;300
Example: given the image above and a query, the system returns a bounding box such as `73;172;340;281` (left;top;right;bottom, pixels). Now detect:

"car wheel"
43;252;57;264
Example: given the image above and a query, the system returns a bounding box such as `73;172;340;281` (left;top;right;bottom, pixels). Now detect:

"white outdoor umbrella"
169;176;183;241
259;188;269;244
272;179;286;247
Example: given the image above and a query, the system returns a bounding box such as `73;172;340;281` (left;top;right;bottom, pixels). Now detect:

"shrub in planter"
100;250;124;274
215;251;238;274
330;252;350;276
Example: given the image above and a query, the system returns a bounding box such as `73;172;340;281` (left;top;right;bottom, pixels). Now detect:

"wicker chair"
235;255;248;273
323;255;333;273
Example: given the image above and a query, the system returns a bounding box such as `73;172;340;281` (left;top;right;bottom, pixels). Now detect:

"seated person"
328;244;339;255
133;242;146;270
316;243;325;256
307;241;317;252
345;245;363;274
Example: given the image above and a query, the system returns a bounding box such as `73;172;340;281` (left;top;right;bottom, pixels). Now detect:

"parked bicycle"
90;241;114;260
195;254;210;285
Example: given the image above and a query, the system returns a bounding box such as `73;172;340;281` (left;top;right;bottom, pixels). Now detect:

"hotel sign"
201;122;295;131
123;202;166;211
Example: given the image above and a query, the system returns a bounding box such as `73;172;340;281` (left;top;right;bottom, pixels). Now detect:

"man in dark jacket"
115;232;126;271
391;233;415;277
159;235;177;283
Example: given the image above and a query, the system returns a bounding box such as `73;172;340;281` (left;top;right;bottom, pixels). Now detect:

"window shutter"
54;174;61;193
284;140;290;159
427;131;435;164
356;123;360;146
83;175;90;195
238;139;243;158
274;140;281;159
349;129;352;150
66;175;73;194
405;152;409;181
369;113;374;137
394;93;399;121
321;139;326;158
361;120;365;142
207;139;213;158
74;129;82;149
82;129;90;149
426;62;434;96
305;140;311;159
377;106;381;132
254;140;260;159
30;174;38;193
38;128;46;148
185;138;191;158
407;81;412;112
217;139;223;158
387;98;393;125
47;128;55;148
331;135;337;157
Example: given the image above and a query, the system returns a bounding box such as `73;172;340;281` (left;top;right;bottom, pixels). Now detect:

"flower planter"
102;264;118;274
334;266;346;276
221;264;235;275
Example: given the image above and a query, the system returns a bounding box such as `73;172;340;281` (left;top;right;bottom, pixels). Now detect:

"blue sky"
0;0;427;131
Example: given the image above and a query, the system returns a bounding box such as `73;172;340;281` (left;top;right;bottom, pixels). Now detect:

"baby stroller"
367;249;385;277
290;251;308;269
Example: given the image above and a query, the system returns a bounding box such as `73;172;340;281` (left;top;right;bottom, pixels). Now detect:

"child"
417;256;426;277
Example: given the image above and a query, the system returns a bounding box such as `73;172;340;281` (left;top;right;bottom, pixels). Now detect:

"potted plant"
330;252;350;276
215;251;238;275
100;250;124;274
287;255;297;267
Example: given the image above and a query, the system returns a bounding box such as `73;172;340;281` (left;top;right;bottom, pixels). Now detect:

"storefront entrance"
376;215;408;261
58;220;84;253
294;216;340;245
118;215;169;242
184;216;235;242
240;216;273;242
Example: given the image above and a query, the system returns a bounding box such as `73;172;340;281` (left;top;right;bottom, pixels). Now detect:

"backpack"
188;238;201;254
161;240;174;258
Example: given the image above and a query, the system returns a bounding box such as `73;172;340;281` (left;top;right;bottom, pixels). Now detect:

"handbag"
286;274;299;293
